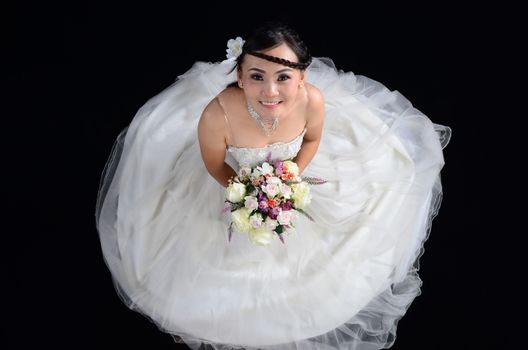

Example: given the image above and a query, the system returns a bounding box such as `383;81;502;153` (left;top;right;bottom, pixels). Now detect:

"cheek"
282;85;300;100
243;84;260;97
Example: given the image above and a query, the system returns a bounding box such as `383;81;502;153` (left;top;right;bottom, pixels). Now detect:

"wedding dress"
95;56;451;349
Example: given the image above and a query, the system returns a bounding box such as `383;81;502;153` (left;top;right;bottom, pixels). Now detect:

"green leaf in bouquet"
296;208;315;222
228;222;233;242
229;202;244;212
274;225;285;244
247;183;256;194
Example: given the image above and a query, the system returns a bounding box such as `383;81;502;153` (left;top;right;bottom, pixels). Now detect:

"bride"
198;28;323;187
96;21;451;350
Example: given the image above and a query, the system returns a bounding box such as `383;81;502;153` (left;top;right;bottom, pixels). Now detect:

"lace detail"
227;128;307;167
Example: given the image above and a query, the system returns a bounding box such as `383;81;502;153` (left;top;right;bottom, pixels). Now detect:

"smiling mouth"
259;101;282;107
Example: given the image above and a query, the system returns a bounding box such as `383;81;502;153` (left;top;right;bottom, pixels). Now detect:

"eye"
250;74;263;81
277;74;291;82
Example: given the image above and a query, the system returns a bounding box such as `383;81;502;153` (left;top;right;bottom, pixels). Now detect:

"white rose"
257;162;274;177
238;167;252;179
266;176;282;185
264;216;278;231
249;212;264;228
244;195;258;211
277;210;292;225
226;182;246;203
248;226;275;246
279;183;292;199
226;37;245;59
291;182;312;210
231;207;252;233
262;183;280;198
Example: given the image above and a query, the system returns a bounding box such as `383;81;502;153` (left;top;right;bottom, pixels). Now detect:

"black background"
5;2;520;349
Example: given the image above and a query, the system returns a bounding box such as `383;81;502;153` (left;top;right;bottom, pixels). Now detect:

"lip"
259;101;282;109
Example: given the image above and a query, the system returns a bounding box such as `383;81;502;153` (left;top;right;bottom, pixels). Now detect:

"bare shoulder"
306;83;324;109
197;91;230;154
199;87;243;141
303;83;325;142
305;83;325;123
200;88;236;128
199;95;223;133
217;86;241;106
197;93;230;175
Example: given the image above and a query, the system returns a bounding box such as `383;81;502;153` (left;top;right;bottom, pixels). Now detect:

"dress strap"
215;96;235;146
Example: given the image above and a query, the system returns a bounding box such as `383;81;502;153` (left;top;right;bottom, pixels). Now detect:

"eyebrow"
248;67;294;74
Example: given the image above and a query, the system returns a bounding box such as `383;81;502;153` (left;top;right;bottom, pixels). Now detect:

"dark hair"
226;22;312;88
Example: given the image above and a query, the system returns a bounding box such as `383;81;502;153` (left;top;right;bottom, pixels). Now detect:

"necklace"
247;102;279;136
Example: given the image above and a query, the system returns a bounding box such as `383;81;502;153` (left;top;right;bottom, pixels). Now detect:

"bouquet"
222;151;326;246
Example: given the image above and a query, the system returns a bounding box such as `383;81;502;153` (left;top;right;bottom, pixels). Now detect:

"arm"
197;98;237;188
292;87;325;175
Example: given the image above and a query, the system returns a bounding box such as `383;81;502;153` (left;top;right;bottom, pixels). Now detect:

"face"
238;43;305;119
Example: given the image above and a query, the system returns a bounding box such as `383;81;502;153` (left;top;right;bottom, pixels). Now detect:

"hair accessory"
226;37;245;60
246;51;311;70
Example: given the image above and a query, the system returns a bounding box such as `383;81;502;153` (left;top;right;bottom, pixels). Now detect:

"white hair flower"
226;36;245;60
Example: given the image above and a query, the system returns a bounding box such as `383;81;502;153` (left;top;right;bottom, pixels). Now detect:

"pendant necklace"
247;102;279;137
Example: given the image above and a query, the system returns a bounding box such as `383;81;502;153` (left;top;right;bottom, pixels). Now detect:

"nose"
262;81;279;97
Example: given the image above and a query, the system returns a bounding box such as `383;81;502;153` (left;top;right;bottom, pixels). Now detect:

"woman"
198;27;324;187
96;22;451;349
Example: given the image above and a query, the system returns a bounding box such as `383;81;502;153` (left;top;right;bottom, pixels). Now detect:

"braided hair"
226;22;312;88
245;51;311;71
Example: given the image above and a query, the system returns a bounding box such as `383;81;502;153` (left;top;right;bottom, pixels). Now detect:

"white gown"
95;57;451;349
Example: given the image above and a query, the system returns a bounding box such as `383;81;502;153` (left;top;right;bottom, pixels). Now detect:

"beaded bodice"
226;128;307;168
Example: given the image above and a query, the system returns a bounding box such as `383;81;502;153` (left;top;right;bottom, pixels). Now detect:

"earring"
239;81;244;88
299;82;304;88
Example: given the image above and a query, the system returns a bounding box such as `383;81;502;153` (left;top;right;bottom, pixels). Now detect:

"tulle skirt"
95;57;451;349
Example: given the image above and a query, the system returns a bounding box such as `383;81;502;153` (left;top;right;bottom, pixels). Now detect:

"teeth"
261;101;280;105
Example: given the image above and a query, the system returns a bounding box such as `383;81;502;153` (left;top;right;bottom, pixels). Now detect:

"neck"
247;102;279;136
247;102;278;120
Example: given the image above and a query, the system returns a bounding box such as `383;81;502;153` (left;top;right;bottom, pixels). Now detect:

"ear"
298;71;306;88
237;70;243;87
